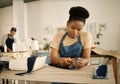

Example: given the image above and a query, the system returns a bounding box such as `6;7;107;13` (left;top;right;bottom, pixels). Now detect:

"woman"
1;27;17;52
50;6;94;69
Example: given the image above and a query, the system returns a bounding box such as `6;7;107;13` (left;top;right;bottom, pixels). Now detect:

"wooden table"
0;65;115;84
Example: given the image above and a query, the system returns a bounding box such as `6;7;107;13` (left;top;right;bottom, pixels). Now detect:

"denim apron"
52;33;83;84
5;34;14;51
59;32;83;58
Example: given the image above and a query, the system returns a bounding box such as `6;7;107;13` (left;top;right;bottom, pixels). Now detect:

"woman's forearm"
7;47;12;52
50;48;60;65
82;58;90;65
50;56;60;65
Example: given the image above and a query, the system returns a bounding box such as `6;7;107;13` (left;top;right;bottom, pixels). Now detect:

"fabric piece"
15;56;37;76
0;46;4;52
92;64;109;79
0;61;9;73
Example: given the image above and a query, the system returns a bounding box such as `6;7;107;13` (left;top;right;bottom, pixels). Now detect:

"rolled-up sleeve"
50;34;60;50
83;32;95;49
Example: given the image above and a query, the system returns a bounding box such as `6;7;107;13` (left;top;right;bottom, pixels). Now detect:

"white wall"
26;0;120;50
27;0;82;42
13;0;28;39
0;1;28;45
83;0;120;50
0;6;13;45
13;0;25;38
0;0;120;50
0;6;13;35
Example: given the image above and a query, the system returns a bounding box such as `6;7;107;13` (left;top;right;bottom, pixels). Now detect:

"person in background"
50;6;94;70
1;27;17;52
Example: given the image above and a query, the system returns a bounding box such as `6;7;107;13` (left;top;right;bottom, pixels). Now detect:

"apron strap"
60;32;82;46
59;32;67;46
78;35;82;43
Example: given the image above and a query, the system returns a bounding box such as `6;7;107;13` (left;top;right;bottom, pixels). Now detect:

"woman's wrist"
50;57;60;65
59;58;63;66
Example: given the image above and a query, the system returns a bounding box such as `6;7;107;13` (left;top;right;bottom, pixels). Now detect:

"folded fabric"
15;55;47;76
0;61;9;73
92;64;109;79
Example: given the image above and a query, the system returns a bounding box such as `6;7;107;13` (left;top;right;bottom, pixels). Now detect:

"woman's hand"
7;47;12;52
74;48;91;68
59;57;72;68
74;59;89;68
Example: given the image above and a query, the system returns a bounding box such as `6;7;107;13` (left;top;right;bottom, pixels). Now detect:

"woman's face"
67;20;84;39
10;31;16;37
